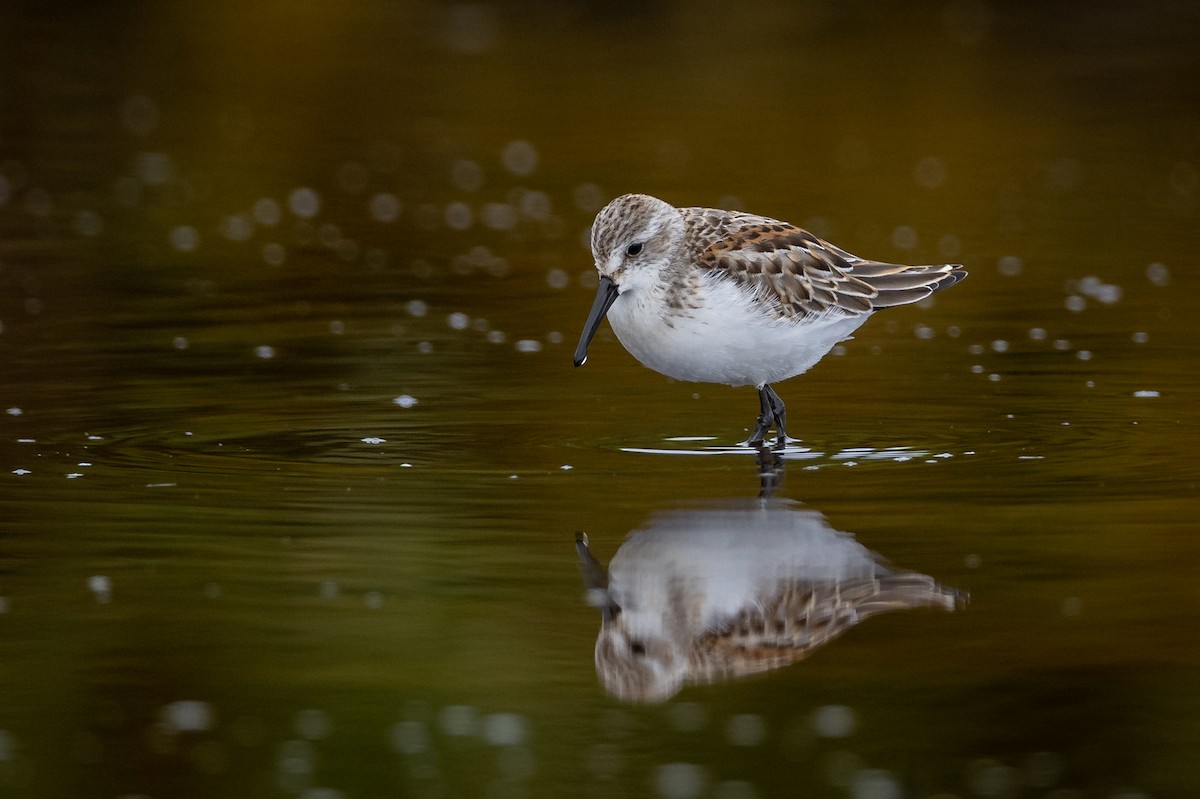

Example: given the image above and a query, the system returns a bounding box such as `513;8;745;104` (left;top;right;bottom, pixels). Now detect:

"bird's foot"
745;417;773;447
747;384;789;449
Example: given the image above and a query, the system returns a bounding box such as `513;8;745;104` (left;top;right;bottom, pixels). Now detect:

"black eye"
625;242;644;257
630;641;647;656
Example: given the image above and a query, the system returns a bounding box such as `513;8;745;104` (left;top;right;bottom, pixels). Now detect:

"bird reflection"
576;498;964;703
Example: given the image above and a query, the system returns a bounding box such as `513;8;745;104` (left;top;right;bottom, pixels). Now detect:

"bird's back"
681;206;966;320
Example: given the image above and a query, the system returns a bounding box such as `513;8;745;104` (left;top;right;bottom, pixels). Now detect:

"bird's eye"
625;242;644;257
630;641;647;656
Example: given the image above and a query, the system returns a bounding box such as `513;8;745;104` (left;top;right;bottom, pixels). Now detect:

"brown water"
2;2;1199;797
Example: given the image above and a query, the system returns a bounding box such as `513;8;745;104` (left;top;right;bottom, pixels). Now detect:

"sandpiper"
576;500;963;702
573;193;967;446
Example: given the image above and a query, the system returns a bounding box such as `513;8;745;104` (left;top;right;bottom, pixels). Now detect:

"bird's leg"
755;442;784;498
747;385;774;445
764;384;788;449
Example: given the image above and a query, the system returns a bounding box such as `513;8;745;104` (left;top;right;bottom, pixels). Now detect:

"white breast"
607;504;880;634
605;274;868;387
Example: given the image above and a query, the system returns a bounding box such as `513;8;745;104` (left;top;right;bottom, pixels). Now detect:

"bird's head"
573;194;684;367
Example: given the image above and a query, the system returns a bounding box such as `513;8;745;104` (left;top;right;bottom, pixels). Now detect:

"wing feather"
683;207;966;320
685;574;963;683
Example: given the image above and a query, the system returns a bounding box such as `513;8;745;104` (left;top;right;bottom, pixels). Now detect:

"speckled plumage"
576;501;964;703
575;193;968;445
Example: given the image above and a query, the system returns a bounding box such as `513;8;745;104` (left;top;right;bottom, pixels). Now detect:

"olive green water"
2;2;1199;797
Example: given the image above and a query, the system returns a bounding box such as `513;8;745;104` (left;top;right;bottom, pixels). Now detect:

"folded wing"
684;208;967;319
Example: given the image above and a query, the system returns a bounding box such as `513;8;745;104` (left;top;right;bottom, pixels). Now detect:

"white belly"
605;276;869;387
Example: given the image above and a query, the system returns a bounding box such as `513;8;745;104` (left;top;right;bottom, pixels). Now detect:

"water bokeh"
1;2;1199;797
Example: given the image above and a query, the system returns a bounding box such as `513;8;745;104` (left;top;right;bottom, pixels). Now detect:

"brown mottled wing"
683;208;966;319
685;574;963;684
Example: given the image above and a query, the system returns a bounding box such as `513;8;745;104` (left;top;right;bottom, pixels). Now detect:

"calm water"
2;2;1199;798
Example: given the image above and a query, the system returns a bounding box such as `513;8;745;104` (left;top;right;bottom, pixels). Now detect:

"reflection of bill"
576;501;965;703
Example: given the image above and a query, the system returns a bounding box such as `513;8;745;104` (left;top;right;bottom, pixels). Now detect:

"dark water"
2;2;1199;797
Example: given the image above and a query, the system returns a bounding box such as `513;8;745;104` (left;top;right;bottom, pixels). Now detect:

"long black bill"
575;532;620;622
573;275;619;367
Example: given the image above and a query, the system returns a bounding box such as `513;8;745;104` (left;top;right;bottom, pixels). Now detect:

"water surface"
1;2;1199;798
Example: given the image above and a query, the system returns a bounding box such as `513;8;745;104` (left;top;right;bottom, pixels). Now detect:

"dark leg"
763;384;788;449
747;385;774;445
755;442;784;498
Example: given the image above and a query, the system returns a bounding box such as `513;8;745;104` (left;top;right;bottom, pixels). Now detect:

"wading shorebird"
575;501;964;702
574;193;967;446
